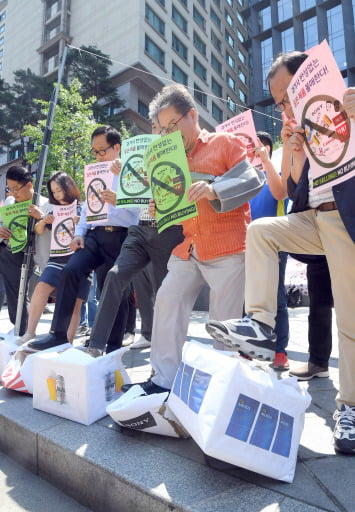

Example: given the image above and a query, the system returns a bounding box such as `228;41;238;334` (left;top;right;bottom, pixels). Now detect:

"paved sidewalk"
0;304;353;512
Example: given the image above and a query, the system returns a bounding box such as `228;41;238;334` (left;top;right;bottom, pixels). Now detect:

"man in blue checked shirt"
29;125;139;351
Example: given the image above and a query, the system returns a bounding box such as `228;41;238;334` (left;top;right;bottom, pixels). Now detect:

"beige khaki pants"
245;209;355;407
151;252;245;389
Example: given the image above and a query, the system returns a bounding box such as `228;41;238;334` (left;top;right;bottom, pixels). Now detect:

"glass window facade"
194;56;207;81
227;74;236;91
211;30;222;52
193;6;205;30
210;7;221;29
278;0;293;23
281;27;294;53
261;37;273;90
145;4;165;36
225;11;233;27
238;49;246;65
327;5;346;70
211;53;222;74
303;17;318;51
212;102;223;122
227;98;237;112
259;6;271;31
212;77;222;96
172;6;187;33
172;62;188;85
138;100;149;118
299;0;316;11
225;30;234;48
145;35;165;67
194;31;207;56
172;33;188;61
194;83;207;106
239;89;247;104
226;52;235;69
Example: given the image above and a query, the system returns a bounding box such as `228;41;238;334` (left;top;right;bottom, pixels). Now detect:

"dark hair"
256;131;273;158
266;51;308;86
6;165;33;184
91;125;121;146
47;172;81;205
149;83;196;117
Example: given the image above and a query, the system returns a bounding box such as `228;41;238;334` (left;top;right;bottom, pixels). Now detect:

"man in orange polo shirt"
122;83;251;394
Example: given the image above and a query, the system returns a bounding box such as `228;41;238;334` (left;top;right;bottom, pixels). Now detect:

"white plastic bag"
1;344;71;394
107;384;190;438
0;338;18;376
167;341;311;482
33;347;130;425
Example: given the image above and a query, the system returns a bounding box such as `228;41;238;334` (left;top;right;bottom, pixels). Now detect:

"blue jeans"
274;252;289;353
80;272;98;327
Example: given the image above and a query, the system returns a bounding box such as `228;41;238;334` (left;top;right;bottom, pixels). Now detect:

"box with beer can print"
167;341;311;483
33;347;130;425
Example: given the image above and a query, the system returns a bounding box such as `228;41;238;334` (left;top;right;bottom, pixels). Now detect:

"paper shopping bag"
167;341;311;482
107;384;190;438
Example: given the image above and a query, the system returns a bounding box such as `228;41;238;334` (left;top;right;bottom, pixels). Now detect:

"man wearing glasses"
206;52;355;455
0;165;46;335
29;125;139;351
122;83;251;395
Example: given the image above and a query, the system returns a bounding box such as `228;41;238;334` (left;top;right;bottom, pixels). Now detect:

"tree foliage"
23;79;98;195
65;45;125;128
0;70;52;152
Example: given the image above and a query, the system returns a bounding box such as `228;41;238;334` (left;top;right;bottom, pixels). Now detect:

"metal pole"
14;45;68;336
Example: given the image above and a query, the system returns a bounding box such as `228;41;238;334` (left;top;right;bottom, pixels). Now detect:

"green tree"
23;79;98;195
65;45;125;128
0;70;52;155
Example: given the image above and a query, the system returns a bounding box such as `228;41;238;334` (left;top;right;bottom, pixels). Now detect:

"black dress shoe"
121;379;170;395
28;333;68;351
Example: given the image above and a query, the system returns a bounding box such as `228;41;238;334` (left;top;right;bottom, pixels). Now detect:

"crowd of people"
1;50;355;456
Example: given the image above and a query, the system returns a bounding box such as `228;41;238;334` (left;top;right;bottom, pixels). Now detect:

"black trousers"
307;257;333;367
50;228;129;351
90;224;184;351
0;244;34;336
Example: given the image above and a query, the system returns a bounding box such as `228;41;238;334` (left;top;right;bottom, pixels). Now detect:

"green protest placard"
0;199;31;253
144;131;198;233
116;134;159;207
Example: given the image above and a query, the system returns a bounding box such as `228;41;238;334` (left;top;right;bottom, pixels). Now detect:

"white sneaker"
130;335;151;350
15;332;35;346
122;332;135;346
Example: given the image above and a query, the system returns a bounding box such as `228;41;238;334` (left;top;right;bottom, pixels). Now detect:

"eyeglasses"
160;112;188;136
274;94;290;113
91;145;113;156
6;182;27;194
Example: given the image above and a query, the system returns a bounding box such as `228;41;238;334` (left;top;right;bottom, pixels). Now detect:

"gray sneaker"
76;346;103;358
289;362;329;381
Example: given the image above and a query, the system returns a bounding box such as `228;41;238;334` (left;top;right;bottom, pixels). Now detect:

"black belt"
317;201;337;212
139;220;157;227
92;226;127;232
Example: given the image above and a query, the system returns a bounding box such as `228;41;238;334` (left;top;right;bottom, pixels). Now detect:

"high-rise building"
0;0;248;142
241;0;355;139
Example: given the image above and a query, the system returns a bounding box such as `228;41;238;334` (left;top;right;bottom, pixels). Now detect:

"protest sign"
116;134;159;207
144;131;198;233
84;161;114;223
0;200;31;253
50;200;77;257
287;40;355;191
216;109;262;170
